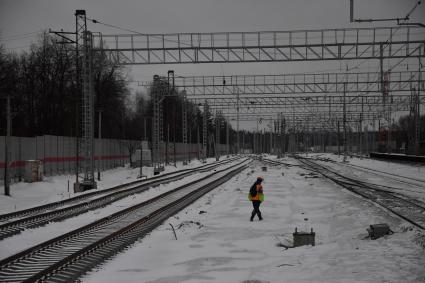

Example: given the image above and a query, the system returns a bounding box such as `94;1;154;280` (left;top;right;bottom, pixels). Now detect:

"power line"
0;30;43;41
87;18;147;36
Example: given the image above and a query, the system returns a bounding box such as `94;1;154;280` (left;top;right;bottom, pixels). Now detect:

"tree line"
2;31;421;154
0;31;237;150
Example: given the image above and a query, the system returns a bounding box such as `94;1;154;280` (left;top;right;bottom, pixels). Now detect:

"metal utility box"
153;165;164;175
130;148;152;167
367;223;391;239
74;181;97;193
24;160;43;183
293;228;315;247
261;166;267;171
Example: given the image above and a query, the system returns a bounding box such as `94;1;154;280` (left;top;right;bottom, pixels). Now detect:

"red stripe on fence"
0;160;26;169
0;155;129;169
0;149;221;169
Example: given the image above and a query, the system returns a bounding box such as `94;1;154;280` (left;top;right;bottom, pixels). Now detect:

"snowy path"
80;159;425;283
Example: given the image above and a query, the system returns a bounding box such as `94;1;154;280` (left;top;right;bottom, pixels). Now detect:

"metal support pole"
197;124;200;160
236;87;240;154
97;110;102;181
81;30;96;189
343;83;347;159
242;131;245;154
360;97;364;154
358;118;362;155
173;123;176;167
182;92;188;164
72;10;96;191
188;128;192;162
337;120;340;156
226;121;229;156
4;95;11;196
252;131;255;154
282;117;286;156
74;10;83;187
372;120;376;152
215;113;220;159
203;101;208;161
144;117;147;141
269;127;272;154
152;75;162;171
387;109;392;154
166;124;169;165
365;125;369;155
415;51;422;155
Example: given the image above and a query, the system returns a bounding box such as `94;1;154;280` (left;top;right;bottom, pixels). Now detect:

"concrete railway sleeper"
0;159;250;283
0;157;240;240
0;157;238;224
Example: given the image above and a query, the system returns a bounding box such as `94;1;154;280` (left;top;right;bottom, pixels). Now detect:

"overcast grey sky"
1;0;424;129
1;0;423;74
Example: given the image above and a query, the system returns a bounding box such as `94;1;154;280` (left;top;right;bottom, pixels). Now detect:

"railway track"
267;156;425;230
0;158;250;283
0;157;239;240
307;155;425;189
300;156;425;202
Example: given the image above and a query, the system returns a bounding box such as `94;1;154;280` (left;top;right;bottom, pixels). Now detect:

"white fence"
0;135;229;183
0;136;138;182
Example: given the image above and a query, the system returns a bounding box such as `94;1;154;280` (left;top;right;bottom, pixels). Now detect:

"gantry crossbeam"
94;26;425;65
223;112;380;130
171;71;419;95
188;94;424;108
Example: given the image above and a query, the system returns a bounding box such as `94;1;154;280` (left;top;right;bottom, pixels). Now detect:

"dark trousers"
251;200;262;220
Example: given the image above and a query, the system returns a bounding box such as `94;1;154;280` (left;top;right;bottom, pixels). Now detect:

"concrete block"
293;228;315;247
367;223;391;239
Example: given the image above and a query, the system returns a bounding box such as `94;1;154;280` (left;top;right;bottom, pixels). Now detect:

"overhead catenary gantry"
170;70;420;96
94;25;423;150
93;26;425;64
50;10;425;181
138;69;424;126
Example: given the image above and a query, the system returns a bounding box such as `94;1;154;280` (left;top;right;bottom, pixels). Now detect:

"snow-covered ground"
76;156;425;283
306;152;425;182
0;159;244;258
1;155;424;282
304;153;425;202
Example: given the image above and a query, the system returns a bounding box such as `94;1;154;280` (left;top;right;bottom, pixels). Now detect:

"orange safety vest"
248;184;264;202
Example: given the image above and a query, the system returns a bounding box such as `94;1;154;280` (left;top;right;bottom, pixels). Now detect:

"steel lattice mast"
181;91;188;164
75;10;96;190
202;101;208;161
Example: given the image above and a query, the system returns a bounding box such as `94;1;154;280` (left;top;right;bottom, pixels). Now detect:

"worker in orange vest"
248;176;264;221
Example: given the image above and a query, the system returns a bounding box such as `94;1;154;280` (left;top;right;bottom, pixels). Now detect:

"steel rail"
0;159;250;283
0;157;240;240
0;157;237;224
292;156;425;230
307;156;425;189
